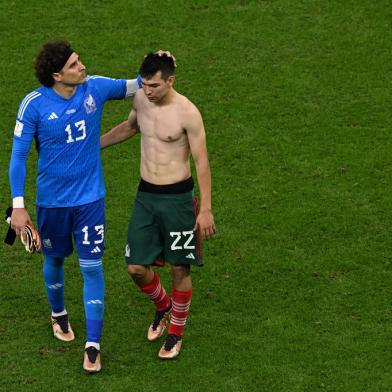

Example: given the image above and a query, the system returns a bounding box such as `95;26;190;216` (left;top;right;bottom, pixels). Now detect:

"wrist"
13;196;25;209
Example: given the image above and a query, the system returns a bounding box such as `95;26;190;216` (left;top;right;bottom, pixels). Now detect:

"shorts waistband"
138;177;194;194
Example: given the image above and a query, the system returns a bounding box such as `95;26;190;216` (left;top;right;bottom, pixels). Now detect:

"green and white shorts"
125;177;203;266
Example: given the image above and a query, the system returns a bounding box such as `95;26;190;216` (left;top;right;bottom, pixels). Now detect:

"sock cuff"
172;288;193;301
140;271;159;293
85;341;100;350
52;309;67;317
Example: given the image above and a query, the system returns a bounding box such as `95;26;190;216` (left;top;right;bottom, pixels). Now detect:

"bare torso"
135;89;193;185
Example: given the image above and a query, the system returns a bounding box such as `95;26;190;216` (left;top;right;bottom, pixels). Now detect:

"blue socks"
80;259;105;343
43;256;105;344
43;256;65;314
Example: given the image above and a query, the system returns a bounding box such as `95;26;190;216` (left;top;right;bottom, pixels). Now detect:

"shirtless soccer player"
101;53;216;359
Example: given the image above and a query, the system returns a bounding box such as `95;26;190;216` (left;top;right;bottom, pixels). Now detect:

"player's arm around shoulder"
100;96;140;149
184;100;216;241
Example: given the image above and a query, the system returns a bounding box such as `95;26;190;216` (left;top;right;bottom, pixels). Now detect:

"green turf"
1;0;392;390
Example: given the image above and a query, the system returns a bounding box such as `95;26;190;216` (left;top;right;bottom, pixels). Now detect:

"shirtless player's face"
141;71;174;103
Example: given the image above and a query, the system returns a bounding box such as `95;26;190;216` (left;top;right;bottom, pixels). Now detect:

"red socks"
140;272;192;338
140;271;171;311
168;288;192;338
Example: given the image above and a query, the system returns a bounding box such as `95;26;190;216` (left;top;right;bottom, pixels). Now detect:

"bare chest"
138;105;185;142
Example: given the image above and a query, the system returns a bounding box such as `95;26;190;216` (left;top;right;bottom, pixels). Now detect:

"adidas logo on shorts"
91;246;101;254
186;253;195;260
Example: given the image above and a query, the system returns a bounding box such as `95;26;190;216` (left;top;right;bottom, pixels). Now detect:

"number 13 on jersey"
65;120;87;143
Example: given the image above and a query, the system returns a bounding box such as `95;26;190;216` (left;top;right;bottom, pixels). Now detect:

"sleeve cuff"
13;196;25;208
125;78;141;97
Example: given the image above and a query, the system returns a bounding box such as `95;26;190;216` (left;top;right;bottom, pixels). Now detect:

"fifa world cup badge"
14;120;24;137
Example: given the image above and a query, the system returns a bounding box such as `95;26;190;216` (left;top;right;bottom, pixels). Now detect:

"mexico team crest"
84;94;97;114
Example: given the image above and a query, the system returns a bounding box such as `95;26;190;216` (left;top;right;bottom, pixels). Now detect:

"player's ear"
52;72;61;83
167;75;175;87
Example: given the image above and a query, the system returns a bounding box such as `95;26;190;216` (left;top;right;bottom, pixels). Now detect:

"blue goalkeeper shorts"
36;198;105;259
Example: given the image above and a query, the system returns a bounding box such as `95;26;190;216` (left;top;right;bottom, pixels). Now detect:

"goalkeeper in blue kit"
8;41;144;373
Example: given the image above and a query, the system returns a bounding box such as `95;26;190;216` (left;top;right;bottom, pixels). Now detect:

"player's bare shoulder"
176;92;198;113
133;89;145;109
176;93;203;132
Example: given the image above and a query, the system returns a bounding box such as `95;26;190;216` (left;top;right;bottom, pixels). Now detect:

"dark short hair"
34;41;74;87
139;52;175;81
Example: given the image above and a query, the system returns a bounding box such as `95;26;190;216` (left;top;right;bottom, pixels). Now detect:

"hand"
21;224;42;253
154;50;177;67
11;208;32;238
194;209;216;241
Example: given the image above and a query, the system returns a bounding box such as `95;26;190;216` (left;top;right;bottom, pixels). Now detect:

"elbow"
194;154;210;169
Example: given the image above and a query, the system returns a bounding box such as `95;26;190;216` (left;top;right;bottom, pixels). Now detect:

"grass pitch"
1;1;392;391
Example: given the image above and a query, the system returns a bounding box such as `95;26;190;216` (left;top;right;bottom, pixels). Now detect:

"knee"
170;265;190;282
44;256;64;267
127;265;149;282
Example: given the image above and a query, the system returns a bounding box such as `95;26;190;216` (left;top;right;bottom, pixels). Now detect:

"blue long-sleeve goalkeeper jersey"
9;76;126;208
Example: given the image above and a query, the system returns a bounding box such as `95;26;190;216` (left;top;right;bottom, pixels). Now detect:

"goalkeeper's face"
53;52;87;86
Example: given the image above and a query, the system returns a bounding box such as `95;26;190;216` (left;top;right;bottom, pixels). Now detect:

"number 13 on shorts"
82;225;104;245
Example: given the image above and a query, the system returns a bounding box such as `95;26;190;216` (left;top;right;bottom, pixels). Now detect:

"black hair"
139;52;175;81
34;40;74;87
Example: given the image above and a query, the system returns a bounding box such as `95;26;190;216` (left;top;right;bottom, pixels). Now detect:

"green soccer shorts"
125;181;203;267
